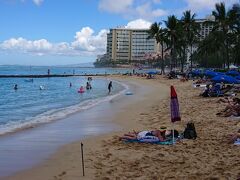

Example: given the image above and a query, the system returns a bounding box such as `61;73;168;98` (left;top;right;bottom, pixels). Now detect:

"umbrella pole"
172;123;174;144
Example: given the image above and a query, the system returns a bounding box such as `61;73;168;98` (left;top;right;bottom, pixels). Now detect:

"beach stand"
170;86;181;144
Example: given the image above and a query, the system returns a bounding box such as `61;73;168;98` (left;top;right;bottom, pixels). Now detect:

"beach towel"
123;139;174;145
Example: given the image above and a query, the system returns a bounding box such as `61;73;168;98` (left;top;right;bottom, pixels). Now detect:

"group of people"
199;82;234;97
192;76;240;144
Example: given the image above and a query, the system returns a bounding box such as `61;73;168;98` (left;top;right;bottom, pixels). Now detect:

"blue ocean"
0;65;131;135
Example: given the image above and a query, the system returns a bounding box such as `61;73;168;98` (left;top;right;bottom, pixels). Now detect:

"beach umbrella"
235;75;240;80
147;71;158;75
212;75;240;84
191;69;201;76
226;70;239;76
204;70;219;77
170;85;181;143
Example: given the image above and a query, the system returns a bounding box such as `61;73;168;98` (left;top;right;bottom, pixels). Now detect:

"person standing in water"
69;82;72;87
14;84;18;90
108;81;113;94
86;82;92;90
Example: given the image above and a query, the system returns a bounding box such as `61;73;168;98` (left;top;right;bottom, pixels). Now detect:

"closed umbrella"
170;86;181;143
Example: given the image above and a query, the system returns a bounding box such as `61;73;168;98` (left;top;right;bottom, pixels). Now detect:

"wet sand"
4;76;240;179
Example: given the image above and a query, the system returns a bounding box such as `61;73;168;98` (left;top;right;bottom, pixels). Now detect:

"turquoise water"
0;66;130;135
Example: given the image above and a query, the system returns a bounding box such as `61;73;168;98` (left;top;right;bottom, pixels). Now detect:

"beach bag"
183;122;197;139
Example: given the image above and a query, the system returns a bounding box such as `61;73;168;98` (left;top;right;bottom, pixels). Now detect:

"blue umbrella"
212;75;240;84
147;71;158;75
236;75;240;80
204;70;219;77
226;70;239;76
191;69;204;77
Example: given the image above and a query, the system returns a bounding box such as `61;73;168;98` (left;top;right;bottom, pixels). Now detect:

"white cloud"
33;0;43;6
71;27;108;53
0;27;109;56
125;19;152;29
184;0;239;12
98;0;167;20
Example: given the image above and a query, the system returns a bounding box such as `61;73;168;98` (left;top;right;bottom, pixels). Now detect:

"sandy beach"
4;75;240;180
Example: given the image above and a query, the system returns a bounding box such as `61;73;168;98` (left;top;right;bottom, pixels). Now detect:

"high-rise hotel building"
106;28;158;63
195;15;215;41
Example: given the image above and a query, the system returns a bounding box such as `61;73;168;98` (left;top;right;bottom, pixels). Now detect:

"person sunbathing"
217;97;233;103
217;97;239;104
217;100;240;117
119;129;178;142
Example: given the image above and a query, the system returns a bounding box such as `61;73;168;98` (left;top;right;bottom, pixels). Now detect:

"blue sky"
0;0;239;65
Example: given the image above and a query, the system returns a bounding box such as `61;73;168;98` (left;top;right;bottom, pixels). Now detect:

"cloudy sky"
0;0;239;65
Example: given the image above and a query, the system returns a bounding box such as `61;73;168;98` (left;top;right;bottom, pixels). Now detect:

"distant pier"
0;74;110;78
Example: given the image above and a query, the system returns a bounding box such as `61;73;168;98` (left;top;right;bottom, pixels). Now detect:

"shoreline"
2;76;167;179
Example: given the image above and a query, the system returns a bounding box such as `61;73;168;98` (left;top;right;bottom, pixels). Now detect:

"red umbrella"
170;85;181;123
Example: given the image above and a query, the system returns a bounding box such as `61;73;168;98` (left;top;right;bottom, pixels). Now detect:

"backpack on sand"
183;122;197;139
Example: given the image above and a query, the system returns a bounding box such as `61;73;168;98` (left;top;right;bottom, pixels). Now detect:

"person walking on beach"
108;81;113;94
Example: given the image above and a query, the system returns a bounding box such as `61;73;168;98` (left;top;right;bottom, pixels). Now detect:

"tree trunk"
190;44;193;70
161;42;165;74
226;41;230;69
181;48;186;73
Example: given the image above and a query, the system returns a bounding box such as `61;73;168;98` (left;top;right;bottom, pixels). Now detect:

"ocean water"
0;66;130;135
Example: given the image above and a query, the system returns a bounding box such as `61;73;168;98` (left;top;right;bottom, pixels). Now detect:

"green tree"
164;15;180;70
212;2;238;69
181;10;199;70
148;22;167;74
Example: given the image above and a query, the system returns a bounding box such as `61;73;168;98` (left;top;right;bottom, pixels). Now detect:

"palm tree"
196;31;225;68
148;22;167;74
164;15;180;70
181;10;199;70
212;2;238;69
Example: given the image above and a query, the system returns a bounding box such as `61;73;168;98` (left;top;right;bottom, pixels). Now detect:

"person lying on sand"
119;129;179;142
227;129;240;144
217;99;240;117
217;97;239;104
